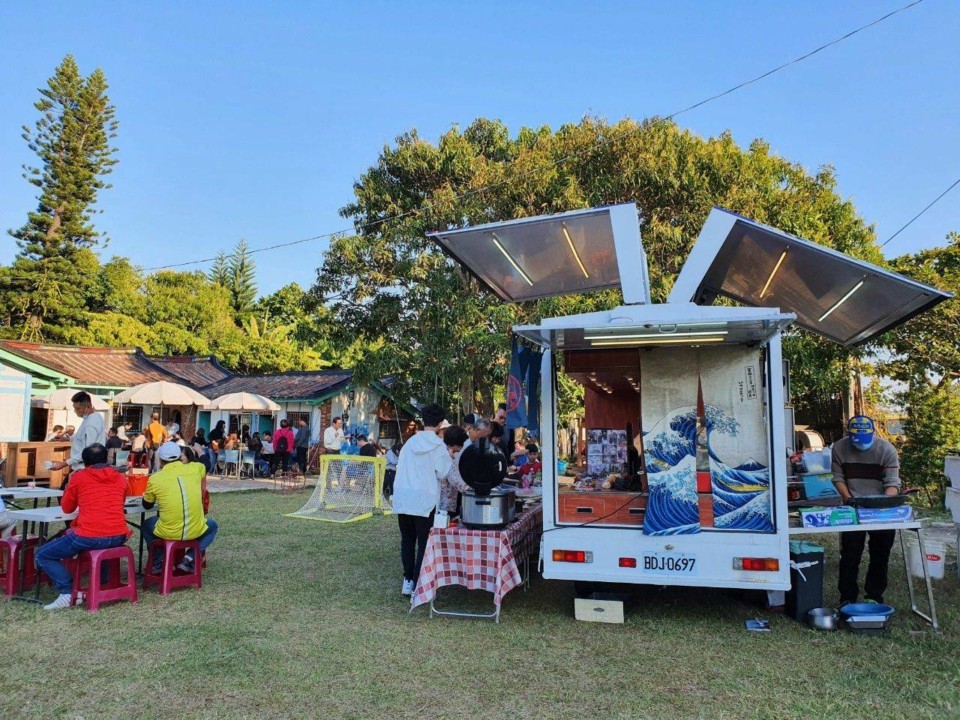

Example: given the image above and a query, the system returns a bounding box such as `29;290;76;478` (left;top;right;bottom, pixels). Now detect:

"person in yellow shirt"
146;412;168;472
141;442;218;573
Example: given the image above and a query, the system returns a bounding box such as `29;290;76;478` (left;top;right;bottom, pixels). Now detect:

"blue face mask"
848;416;875;451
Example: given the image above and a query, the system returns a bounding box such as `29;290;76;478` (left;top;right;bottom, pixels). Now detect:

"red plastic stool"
142;539;202;595
70;546;138;612
1;536;40;596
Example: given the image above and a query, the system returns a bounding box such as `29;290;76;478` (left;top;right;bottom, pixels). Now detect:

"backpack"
275;433;289;453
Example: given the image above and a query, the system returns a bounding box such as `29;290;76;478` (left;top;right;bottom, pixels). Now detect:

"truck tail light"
733;557;780;571
619;557;637;568
552;550;593;563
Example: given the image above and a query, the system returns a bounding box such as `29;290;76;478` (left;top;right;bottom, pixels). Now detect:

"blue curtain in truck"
525;346;541;436
505;336;529;431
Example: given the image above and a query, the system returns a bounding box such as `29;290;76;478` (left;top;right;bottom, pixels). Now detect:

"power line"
134;0;923;272
880;175;960;249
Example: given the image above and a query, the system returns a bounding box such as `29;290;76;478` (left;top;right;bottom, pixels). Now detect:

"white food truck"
430;204;950;592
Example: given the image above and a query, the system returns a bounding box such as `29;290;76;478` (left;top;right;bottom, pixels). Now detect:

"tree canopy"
313;116;891;414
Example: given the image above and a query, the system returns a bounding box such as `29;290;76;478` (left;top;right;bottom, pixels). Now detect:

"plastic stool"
142;539;202;595
1;536;40;596
71;546;138;612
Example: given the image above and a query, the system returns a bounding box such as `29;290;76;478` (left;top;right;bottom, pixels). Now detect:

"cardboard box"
574;593;629;624
856;506;914;524
800;506;858;528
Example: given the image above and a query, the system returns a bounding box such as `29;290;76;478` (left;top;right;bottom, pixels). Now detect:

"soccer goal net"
286;455;389;523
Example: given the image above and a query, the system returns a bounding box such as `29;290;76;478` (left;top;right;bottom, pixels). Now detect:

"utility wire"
880;175;960;249
138;0;925;271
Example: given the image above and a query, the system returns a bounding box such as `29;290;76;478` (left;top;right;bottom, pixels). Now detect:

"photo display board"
586;428;627;476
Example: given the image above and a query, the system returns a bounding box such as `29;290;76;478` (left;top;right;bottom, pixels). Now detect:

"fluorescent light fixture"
584;330;729;341
591;336;726;347
760;249;788;299
561;224;589;279
585;322;726;335
818;280;864;322
490;232;533;286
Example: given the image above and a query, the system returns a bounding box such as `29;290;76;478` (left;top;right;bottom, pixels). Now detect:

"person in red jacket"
35;443;130;610
273;419;295;473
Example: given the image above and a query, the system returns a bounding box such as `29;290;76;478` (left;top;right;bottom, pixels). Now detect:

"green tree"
313;117;884;413
898;381;960;507
7;55;118;341
226;239;257;320
208;251;230;286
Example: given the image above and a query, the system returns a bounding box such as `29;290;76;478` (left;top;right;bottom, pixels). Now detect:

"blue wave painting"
642;406;773;535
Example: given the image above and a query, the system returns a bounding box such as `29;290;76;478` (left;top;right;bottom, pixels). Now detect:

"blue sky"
0;1;957;295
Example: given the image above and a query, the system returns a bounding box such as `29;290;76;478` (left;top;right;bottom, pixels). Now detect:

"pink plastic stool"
142;539;202;595
1;536;40;596
70;545;138;612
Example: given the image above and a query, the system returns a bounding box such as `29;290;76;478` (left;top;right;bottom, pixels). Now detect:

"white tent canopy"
113;381;210;406
204;392;280;412
31;388;110;411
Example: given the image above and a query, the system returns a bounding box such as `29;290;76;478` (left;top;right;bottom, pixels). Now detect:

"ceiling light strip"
561;224;590;279
584;330;729;341
590;336;726;347
818;280;864;322
760;249;788;299
490;233;534;286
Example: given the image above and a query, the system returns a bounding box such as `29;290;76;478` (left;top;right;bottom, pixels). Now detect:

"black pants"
838;529;896;603
383;469;396;498
296;447;308;474
398;512;434;582
278;451;290;472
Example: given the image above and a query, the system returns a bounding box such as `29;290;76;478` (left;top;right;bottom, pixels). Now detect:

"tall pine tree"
226;239;257;321
8;55;118;341
208;251;230;286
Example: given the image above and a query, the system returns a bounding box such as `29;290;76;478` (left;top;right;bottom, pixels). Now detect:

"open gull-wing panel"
669;208;952;346
427;203;650;304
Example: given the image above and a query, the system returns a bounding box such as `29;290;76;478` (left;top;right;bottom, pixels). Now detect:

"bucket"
126;474;148;497
906;536;946;580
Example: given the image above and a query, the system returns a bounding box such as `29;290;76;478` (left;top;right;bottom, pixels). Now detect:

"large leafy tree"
6;55;118;340
313;117;884;414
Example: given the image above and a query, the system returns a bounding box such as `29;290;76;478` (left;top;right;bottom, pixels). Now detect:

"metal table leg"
899;529;939;631
428;591;501;623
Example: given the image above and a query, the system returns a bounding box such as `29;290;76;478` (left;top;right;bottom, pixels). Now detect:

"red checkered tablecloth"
411;504;542;610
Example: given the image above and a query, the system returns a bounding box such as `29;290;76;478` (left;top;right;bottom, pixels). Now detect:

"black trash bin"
785;540;825;622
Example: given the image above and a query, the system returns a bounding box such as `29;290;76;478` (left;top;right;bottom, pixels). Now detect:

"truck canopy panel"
669;208;952;346
428;204;650;304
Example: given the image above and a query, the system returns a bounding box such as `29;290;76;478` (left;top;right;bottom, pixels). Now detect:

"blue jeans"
35;530;127;595
142;515;219;567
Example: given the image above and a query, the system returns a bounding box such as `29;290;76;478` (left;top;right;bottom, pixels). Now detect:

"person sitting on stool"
831;415;901;606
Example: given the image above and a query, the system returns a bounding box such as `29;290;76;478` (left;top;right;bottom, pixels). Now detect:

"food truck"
429;204;950;592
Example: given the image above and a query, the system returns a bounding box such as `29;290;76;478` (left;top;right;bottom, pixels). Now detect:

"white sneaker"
43;593;74;611
401;579;414;596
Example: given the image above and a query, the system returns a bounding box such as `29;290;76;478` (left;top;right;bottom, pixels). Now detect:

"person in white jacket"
392;404;451;596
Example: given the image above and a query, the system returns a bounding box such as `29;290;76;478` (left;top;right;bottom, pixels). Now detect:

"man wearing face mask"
831;415;901;606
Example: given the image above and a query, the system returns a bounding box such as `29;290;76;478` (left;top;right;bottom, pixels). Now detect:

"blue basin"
839;602;895;617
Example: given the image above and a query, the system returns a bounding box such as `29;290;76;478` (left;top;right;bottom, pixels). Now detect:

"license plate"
642;552;698;576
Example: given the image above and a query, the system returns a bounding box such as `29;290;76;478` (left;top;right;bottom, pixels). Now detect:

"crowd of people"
389;403;537;597
31;392;219;611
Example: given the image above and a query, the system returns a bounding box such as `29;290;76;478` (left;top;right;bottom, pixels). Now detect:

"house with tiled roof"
0;341;412;447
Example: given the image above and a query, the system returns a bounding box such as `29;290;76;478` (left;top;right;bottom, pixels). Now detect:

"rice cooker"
458;438;515;529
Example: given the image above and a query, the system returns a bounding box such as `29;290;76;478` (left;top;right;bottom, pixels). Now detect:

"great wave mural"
642;404;773;535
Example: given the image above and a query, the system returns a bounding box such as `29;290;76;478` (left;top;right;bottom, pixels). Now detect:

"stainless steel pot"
807;607;839;631
460;488;517;529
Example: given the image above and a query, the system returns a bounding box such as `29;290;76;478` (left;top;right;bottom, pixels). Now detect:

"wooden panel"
559;491;647;526
3;442;72;488
565;349;639;373
584;386;639;433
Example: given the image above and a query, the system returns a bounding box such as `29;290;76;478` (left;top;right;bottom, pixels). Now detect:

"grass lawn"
2;490;958;720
